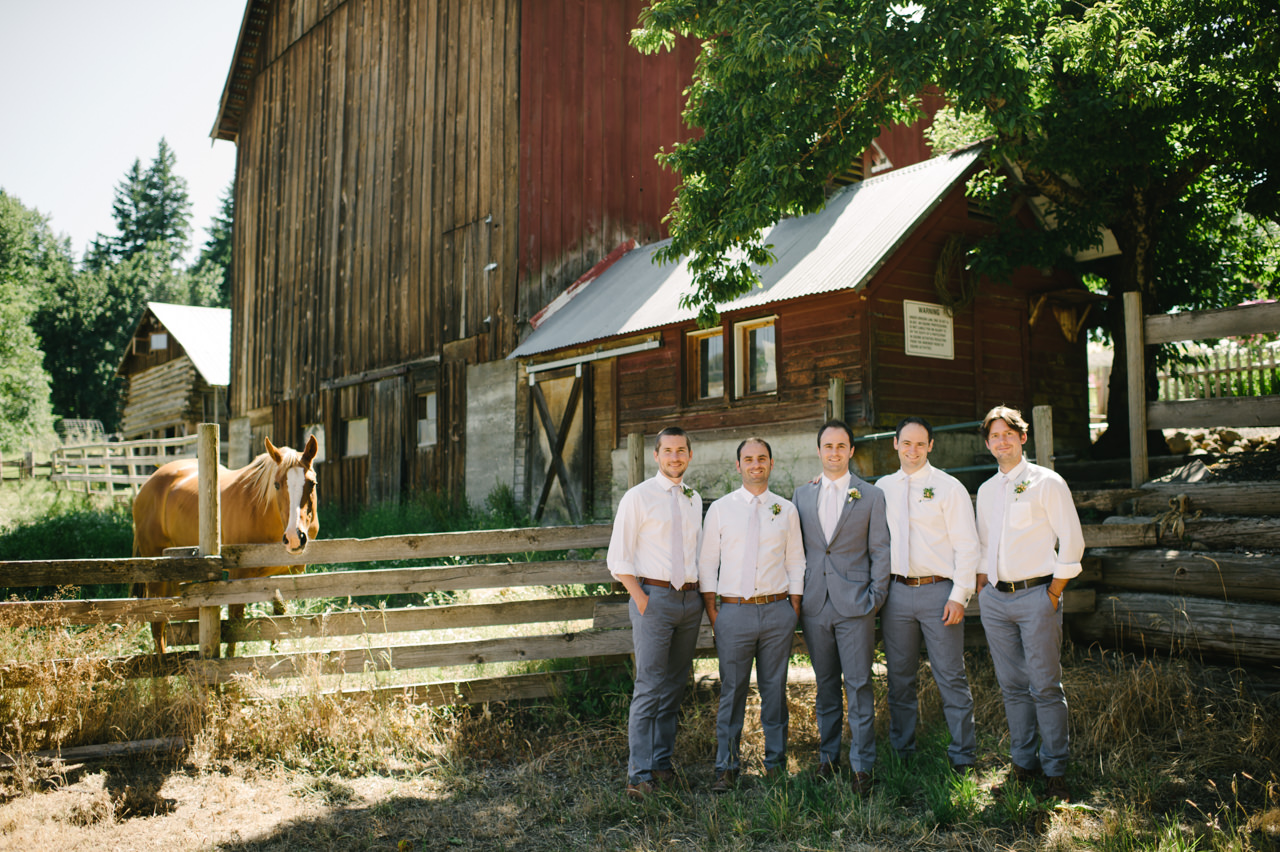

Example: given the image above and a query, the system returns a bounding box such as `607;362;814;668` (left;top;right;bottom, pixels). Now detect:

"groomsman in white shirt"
699;438;805;793
880;417;980;774
976;405;1085;803
608;426;704;801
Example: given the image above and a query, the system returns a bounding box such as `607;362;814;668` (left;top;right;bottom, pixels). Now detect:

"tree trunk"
1086;235;1169;460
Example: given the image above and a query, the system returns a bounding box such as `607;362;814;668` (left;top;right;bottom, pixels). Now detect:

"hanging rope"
933;235;979;314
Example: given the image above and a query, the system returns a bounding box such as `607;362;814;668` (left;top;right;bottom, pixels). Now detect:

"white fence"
49;435;211;498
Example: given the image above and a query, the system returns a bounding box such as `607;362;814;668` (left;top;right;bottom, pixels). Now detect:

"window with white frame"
344;418;369;457
686;328;725;401
302;423;327;463
735;317;777;397
416;391;438;447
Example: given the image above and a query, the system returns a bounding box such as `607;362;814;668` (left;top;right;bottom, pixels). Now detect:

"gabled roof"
133;302;232;387
509;147;983;359
210;0;272;142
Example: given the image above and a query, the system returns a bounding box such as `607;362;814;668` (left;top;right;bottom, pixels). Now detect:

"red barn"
212;1;1089;517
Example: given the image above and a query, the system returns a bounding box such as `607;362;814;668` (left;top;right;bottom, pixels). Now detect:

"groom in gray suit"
793;419;891;793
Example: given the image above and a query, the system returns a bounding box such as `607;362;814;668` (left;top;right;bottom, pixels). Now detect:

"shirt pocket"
1008;501;1034;529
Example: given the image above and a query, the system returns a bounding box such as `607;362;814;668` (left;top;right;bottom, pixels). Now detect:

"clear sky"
0;1;247;262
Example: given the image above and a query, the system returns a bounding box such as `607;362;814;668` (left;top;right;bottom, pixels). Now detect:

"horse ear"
264;436;283;463
302;434;319;466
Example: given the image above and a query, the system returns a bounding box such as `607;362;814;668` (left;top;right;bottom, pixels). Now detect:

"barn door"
370;377;405;504
528;364;591;524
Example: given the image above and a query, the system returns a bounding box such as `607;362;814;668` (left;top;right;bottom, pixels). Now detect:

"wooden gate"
527;364;591;524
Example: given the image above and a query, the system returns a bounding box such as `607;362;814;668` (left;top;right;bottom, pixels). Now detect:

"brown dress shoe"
651;768;677;789
815;761;841;780
1011;763;1039;783
1044;775;1071;803
850;771;873;795
625;780;654;801
710;770;737;794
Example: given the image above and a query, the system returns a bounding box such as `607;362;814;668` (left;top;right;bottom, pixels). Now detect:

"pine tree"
107;138;192;265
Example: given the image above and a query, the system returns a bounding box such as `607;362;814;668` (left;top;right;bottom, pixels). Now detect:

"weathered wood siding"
864;186;1088;448
120;358;202;439
614;294;866;440
230;0;521;504
517;0;700;322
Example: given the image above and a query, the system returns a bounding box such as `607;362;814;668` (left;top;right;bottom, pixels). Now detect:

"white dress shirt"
608;472;703;582
976;457;1084;584
881;462;979;606
698;487;805;598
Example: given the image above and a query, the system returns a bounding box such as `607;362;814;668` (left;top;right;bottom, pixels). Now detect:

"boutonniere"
846;488;861;503
1014;480;1030;495
921;487;935;501
681;485;695;500
769;502;782;520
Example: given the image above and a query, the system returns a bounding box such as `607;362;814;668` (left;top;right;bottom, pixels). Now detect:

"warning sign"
903;300;954;360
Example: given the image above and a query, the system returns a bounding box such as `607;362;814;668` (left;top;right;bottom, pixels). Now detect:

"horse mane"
241;446;304;509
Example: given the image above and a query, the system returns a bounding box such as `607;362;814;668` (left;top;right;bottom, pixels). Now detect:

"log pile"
1070;481;1280;667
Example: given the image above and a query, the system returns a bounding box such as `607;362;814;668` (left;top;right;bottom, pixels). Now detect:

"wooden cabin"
510;148;1092;522
117;302;231;441
211;1;1088;518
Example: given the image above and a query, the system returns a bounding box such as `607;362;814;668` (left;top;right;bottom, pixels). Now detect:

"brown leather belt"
894;575;949;587
640;577;699;592
720;592;788;604
994;575;1053;593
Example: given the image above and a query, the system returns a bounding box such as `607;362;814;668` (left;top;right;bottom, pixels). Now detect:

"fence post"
627;432;645;489
197;423;222;660
827;378;845;422
1124;291;1149;487
1032;405;1054;471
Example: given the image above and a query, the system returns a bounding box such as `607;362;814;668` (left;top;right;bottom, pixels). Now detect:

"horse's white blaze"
284;467;307;550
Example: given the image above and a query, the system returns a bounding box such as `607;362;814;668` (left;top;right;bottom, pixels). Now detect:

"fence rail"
1124;296;1280;485
49;434;206;497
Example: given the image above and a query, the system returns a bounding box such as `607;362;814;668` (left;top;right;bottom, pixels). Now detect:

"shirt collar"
903;462;933;483
654;472;684;492
821;471;851;492
1002;458;1029;483
735;486;772;504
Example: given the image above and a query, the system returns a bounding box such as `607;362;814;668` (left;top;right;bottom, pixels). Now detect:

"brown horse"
132;435;320;655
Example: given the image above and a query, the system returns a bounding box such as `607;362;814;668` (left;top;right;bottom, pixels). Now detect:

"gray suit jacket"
793;474;891;619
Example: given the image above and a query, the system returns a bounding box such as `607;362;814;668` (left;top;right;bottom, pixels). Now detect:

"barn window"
686;328;724;401
344;418;369;457
735;317;778;397
416;392;438;448
150;332;168;352
302;423;326;464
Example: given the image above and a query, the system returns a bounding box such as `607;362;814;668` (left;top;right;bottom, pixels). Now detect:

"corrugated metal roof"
510;147;982;359
147;302;232;387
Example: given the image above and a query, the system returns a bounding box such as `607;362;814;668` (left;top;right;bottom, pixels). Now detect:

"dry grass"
1;614;1278;850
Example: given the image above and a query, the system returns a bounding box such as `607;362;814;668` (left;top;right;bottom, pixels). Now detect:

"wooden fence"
48;434;209;498
0;451;50;485
1125;295;1280;486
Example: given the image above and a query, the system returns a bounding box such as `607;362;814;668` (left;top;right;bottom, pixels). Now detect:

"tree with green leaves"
0;191;62;452
192;180;234;308
99;137;193;267
635;0;1280;454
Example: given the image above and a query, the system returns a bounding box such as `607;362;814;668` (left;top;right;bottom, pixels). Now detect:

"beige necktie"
895;476;911;575
669;486;685;586
742;495;760;595
821;481;840;542
986;475;1009;581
